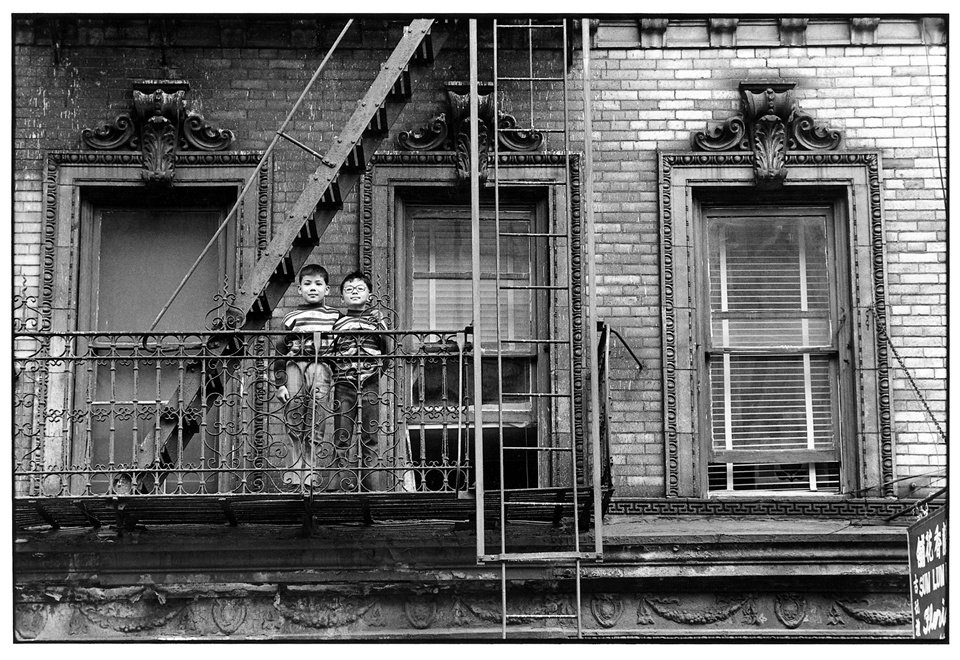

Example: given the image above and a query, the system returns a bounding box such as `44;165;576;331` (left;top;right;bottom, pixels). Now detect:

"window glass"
705;208;840;493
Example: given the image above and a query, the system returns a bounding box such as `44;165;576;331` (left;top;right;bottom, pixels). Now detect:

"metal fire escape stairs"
127;19;457;491
467;19;604;639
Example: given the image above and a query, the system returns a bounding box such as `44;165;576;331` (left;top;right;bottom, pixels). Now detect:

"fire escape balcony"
14;327;606;530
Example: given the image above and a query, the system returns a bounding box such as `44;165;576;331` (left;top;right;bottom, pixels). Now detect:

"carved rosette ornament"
692;81;842;188
396;82;544;183
80;80;234;185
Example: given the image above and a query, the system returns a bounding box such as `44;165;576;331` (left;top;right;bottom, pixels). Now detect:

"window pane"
707;462;840;493
709;215;832;347
710;354;837;452
411;210;534;339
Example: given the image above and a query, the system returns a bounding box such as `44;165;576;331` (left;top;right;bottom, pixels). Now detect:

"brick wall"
586;42;947;496
12;18;947;498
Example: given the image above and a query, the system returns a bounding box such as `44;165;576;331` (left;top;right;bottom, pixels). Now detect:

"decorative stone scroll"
692;81;842;187
396;81;544;182
80;79;235;185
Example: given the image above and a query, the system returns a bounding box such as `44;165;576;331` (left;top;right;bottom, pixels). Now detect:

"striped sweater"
331;307;388;383
273;303;341;381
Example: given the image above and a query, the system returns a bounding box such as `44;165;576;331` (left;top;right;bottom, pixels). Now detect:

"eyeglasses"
343;285;369;294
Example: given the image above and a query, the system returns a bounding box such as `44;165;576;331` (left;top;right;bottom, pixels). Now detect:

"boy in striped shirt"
331;271;388;492
274;263;341;490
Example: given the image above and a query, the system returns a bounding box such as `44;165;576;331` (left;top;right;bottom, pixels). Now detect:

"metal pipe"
469;19;487;561
582;19;604;557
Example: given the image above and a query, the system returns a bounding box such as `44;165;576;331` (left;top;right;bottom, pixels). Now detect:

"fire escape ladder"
466;19;602;639
125;19;458;491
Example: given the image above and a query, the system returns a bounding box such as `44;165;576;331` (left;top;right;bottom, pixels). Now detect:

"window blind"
411;212;533;341
706;211;840;492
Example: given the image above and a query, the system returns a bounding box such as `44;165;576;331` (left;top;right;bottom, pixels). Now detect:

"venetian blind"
706;212;840;490
411;209;533;341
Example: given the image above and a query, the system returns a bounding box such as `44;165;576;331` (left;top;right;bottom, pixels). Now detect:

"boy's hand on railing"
276;385;290;403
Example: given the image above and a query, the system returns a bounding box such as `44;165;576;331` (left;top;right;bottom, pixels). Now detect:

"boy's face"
298;274;328;305
341;278;371;309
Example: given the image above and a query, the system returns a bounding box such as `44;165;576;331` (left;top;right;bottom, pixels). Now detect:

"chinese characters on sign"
907;506;947;640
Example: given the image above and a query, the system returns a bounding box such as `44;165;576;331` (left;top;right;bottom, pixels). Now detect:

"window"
364;158;585;493
403;198;547;488
409;203;539;408
657;153;893;498
75;188;235;494
702;205;842;493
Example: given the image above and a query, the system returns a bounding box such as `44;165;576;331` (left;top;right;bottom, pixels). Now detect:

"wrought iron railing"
13;329;473;498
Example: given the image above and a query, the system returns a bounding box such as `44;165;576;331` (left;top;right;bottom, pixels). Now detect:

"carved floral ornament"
692;81;842;187
80;80;235;185
396;81;544;182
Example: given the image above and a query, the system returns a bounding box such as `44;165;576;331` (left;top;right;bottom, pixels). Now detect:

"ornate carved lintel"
79;79;234;185
395;81;544;182
692;81;842;187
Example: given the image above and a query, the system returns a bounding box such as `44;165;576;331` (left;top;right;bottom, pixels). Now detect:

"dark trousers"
332;375;381;491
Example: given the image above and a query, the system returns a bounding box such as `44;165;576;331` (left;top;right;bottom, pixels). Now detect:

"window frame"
694;197;852;493
363;153;586;488
33;151;268;495
657;151;893;498
399;195;550;425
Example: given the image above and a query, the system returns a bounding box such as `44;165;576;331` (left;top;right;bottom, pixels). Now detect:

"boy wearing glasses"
330;271;388;492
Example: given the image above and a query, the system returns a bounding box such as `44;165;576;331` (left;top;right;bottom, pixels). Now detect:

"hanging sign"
907;506;947;639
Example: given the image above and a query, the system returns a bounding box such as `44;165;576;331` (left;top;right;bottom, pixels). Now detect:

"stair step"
318;177;342;207
367;106;389;134
342;141;366;172
388;66;412;99
411;30;434;64
294;217;320;245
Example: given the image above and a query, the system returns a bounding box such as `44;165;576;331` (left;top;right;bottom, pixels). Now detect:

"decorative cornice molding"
79;80;235;185
371;151;571;168
692;81;842;187
779;19;809;47
608;496;909;518
16;586;912;640
396;81;544;182
597;17;946;49
709;18;738;48
850;18;881;45
639;18;669;48
922;18;947;46
49;151;261;167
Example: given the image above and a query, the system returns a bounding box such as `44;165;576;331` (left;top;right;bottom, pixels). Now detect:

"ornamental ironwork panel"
13;326;473;497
